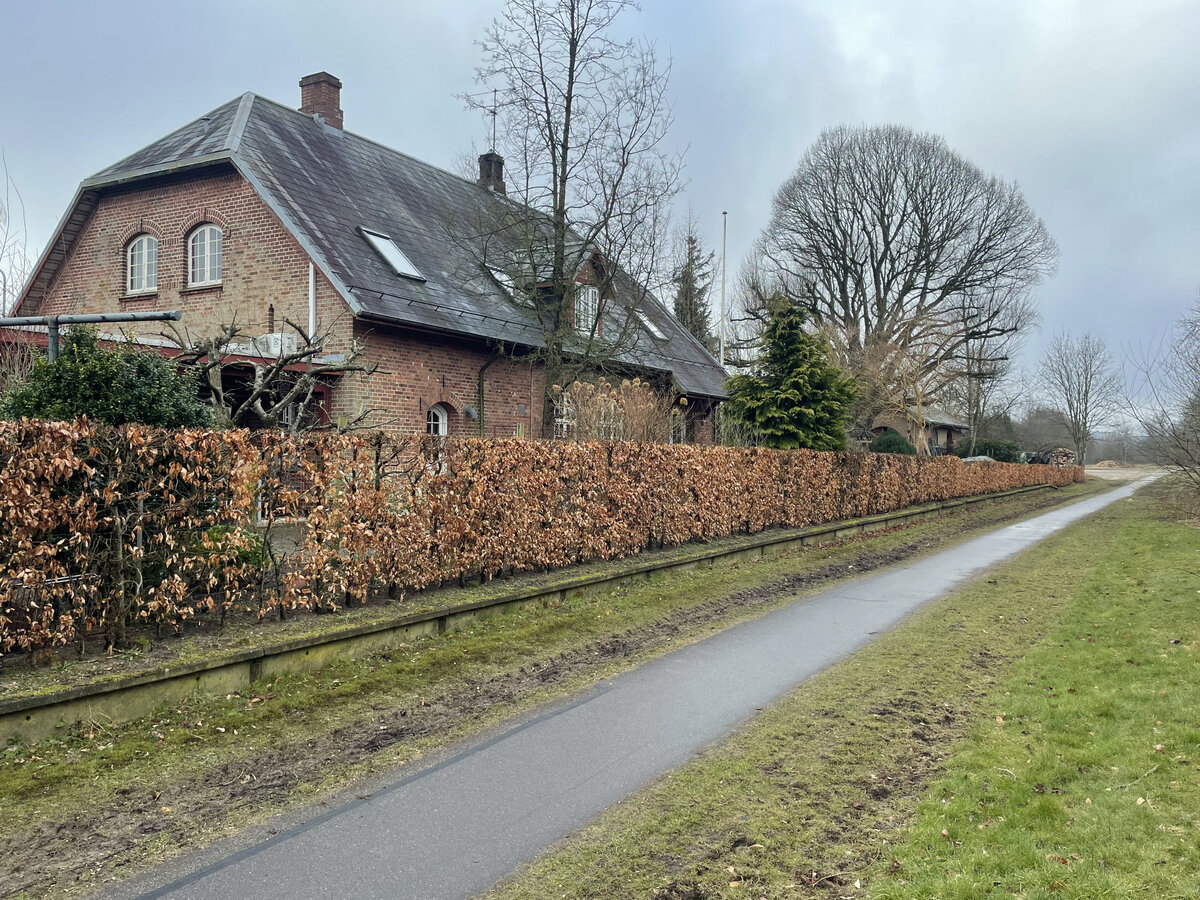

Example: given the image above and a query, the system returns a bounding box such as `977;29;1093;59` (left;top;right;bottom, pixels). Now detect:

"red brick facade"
17;164;554;437
26;165;351;350
350;326;546;438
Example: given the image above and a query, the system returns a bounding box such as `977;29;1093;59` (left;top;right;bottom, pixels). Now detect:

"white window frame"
552;394;575;440
126;234;158;295
426;404;448;436
575;285;600;336
635;309;667;341
188;224;223;288
597;396;621;440
361;227;425;281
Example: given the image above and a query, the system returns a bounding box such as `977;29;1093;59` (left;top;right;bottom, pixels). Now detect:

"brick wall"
345;324;546;437
26;165;352;347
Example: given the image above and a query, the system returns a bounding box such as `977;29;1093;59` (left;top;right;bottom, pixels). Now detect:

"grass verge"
0;480;1109;898
484;480;1195;900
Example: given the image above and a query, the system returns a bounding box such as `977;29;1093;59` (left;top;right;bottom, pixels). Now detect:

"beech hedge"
0;419;1083;655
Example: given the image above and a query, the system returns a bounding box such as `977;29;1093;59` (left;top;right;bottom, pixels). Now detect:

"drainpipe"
477;349;502;437
308;262;316;340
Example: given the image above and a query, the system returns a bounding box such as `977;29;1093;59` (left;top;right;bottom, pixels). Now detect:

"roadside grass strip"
871;490;1200;899
485;484;1196;900
0;481;1108;898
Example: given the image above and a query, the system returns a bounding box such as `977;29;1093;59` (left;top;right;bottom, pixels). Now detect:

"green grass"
485;482;1196;900
0;480;1111;898
871;492;1200;899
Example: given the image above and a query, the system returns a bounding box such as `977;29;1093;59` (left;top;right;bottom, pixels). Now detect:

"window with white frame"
552;393;575;440
426;404;448;436
575;285;600;336
126;234;158;294
188;224;223;287
597;396;621;440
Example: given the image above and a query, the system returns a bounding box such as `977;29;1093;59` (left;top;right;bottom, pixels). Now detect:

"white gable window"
575;285;600;336
188;224;223;287
126;234;158;295
361;227;425;281
426;404;448;436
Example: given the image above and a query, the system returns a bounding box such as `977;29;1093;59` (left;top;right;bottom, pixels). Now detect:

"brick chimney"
477;151;506;194
299;72;343;130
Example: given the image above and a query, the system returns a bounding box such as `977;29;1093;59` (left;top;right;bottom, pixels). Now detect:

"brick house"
12;73;727;439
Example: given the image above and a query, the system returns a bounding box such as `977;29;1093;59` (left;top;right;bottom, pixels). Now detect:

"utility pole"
719;210;727;369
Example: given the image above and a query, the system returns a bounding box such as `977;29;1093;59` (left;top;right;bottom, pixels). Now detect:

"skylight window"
360;227;425;281
635;309;667;341
487;265;516;297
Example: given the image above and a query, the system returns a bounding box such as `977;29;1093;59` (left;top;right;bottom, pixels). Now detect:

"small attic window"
360;227;424;281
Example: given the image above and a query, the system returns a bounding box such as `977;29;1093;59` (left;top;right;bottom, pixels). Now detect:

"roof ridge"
244;92;493;196
225;92;256;154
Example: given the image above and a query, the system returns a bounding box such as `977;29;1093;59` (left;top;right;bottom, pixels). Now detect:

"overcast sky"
4;0;1198;377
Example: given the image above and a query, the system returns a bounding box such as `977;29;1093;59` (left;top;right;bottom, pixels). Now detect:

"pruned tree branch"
162;318;379;432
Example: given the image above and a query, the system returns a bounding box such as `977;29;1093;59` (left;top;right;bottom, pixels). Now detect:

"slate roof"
24;92;728;399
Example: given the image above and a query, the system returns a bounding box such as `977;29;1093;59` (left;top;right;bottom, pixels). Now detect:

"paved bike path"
123;480;1145;900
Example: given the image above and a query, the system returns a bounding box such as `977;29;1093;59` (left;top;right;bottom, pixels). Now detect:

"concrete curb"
0;484;1053;745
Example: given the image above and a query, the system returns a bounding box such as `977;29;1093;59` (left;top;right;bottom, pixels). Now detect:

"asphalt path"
113;478;1147;900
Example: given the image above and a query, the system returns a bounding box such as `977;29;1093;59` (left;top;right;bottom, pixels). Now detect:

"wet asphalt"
108;478;1146;900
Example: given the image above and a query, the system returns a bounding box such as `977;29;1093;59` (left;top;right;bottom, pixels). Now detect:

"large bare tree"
1038;331;1121;465
464;0;683;413
750;124;1057;431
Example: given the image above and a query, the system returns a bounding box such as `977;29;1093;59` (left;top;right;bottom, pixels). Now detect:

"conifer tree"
672;220;716;351
724;295;856;450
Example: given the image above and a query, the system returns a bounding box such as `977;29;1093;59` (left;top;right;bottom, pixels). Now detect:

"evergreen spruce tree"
672;220;716;351
725;295;856;450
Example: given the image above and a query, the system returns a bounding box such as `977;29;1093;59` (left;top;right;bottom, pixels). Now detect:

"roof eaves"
227;151;365;317
13;185;97;316
79;150;237;191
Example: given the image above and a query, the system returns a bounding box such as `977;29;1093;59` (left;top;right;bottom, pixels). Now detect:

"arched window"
188;224;223;287
126;234;158;294
426;404;448;436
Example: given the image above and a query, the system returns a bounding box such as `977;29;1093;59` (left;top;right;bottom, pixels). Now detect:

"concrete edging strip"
0;484;1051;745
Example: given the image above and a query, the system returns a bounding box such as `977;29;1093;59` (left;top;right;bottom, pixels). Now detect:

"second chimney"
477;151;506;194
300;72;343;130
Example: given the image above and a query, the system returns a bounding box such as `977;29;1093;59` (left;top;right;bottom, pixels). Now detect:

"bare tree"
853;316;965;454
1038;332;1121;465
463;0;683;422
750;124;1057;425
945;287;1038;453
164;318;376;431
1126;302;1200;485
0;153;30;317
